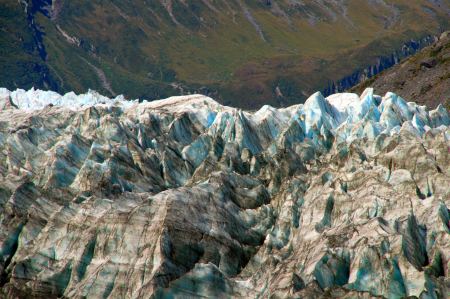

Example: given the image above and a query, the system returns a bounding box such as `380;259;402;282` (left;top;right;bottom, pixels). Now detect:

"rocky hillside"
1;0;450;108
351;31;450;109
0;88;448;298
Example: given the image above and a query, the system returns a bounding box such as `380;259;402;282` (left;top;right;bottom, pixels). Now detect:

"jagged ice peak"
1;87;448;149
0;86;449;298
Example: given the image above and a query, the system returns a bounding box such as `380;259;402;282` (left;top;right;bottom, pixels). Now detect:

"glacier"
0;87;448;298
1;87;448;147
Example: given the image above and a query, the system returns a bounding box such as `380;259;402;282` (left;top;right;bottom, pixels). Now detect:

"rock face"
324;36;435;96
351;31;450;109
0;88;449;298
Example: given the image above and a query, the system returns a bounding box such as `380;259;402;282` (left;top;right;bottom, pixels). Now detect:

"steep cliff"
323;36;435;95
350;31;450;109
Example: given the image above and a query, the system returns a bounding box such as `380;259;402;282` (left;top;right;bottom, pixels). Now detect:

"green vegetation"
1;0;449;107
0;1;53;89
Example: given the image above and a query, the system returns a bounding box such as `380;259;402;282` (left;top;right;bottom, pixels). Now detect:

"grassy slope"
1;0;449;108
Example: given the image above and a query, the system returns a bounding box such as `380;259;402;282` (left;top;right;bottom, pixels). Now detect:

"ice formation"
0;87;448;298
1;87;448;146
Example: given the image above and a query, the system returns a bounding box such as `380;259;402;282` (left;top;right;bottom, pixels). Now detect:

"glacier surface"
0;87;448;298
1;87;448;147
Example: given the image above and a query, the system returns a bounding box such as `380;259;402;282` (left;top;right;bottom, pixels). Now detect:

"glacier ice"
0;87;449;298
1;87;448;146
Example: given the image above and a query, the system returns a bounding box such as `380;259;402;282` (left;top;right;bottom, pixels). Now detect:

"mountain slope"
351;31;450;109
0;88;449;298
0;1;56;90
1;0;449;108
